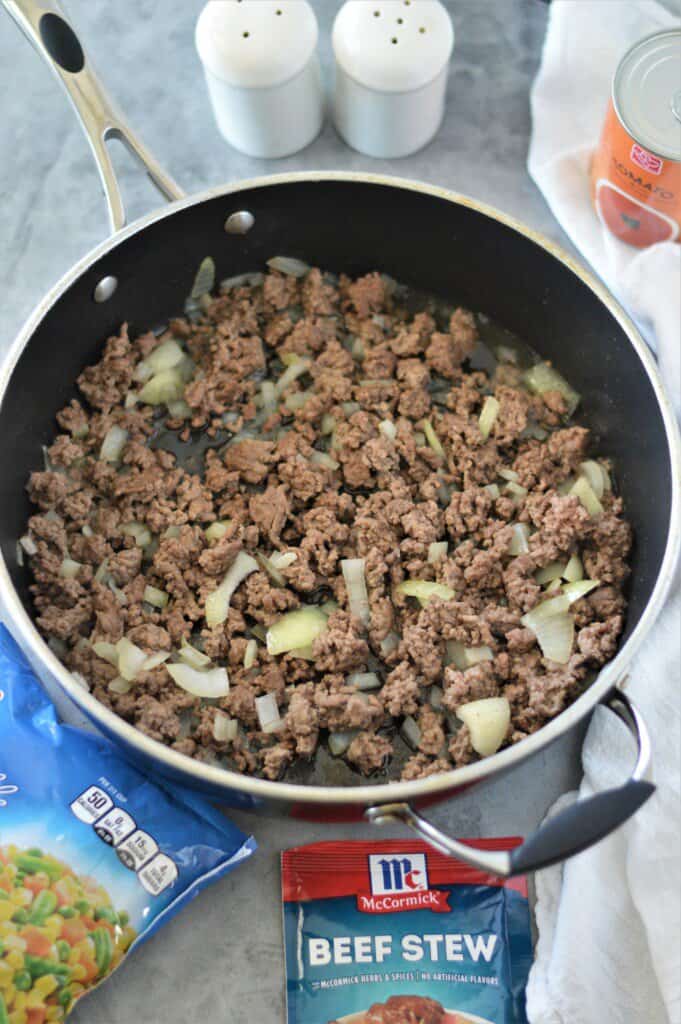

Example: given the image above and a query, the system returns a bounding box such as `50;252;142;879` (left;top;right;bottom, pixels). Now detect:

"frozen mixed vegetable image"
0;845;135;1024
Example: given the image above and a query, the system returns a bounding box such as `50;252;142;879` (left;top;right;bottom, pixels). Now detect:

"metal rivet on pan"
224;211;255;235
93;275;118;302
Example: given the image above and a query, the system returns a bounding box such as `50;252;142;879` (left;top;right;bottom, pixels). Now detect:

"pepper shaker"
195;0;324;159
332;0;455;159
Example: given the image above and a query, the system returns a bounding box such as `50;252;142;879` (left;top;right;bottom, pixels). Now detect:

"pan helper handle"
2;0;184;231
366;688;655;876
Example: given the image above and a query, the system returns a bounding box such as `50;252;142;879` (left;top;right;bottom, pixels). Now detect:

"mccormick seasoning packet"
0;625;255;1021
282;840;532;1024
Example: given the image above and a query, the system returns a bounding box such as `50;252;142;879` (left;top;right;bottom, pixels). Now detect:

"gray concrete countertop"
0;2;588;1020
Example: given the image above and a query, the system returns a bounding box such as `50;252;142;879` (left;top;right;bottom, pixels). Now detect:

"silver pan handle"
3;0;185;232
366;688;654;877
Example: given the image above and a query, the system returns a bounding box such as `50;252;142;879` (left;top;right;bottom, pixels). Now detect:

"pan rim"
0;171;679;806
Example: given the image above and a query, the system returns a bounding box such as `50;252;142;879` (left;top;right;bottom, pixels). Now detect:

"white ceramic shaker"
332;0;455;159
195;0;324;159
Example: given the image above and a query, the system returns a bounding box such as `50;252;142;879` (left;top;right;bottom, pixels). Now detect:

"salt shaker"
195;0;324;159
332;0;455;159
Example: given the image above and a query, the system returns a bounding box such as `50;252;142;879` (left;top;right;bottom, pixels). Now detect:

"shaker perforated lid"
195;0;319;89
332;0;454;93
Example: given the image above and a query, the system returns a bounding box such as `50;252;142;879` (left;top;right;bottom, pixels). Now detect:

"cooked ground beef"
23;265;631;783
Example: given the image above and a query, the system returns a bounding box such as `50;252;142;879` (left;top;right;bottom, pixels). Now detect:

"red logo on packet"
358;853;451;914
630;143;663;175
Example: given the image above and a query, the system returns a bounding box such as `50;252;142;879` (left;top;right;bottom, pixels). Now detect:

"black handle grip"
510;779;655;874
38;12;84;73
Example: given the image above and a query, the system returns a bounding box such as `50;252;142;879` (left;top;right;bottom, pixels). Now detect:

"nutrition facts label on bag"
70;782;178;895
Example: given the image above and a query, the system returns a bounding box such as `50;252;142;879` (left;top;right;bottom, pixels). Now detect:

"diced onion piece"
125;391;139;409
401;715;422;750
167;399;192;419
92;641;119;667
270;551;297;570
213;711;238;744
321;414;336;436
498;467;519;482
446;641;467;670
291;644;315;661
284;390;312;412
94;559;110;583
267;255;310;278
352;338;365;361
563;553;584;583
531;613;575;664
71;671;90;691
328;731;356;757
545;578;563;595
205;551;259;628
347;672;381;691
59;558;81;579
570;476;604;518
189;256;215;299
176;356;196;383
465;645;494;666
508;523;530;556
121;522;153;548
320;599;339;616
341;558;371;626
557;476;577;496
115;637;149;681
446;642;493;669
485;483;500;499
256;551;286;587
220;271;264;291
504;481;528;502
311;450;340;470
19;534;38;556
82;524;94;538
145;338;185;375
166;663;230;698
378;418;397;441
244;638;258;669
427;541;448;564
422;418;445;456
342;401;361;416
275;356;312;395
142;651;171;671
578;460;606;500
523;362;580;416
163;525;182;539
99;425;128;464
138;368;184;406
143;585;169;609
108;677;132;695
457;697;511;757
478;396;500;440
266;607;328;656
379;631;400;656
430;685;444;711
256;692;283;733
535;561;566;585
413;431;426;447
260;380;277;412
179;642;212;669
205;520;231;542
109;582;128;606
15;542;23;567
563;579;600;604
521;594;571;630
397;580;455;607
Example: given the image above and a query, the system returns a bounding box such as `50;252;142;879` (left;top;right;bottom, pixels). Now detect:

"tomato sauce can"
591;28;681;247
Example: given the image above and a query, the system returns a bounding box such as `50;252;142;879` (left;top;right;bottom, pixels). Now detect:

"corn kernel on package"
0;626;255;1022
282;840;532;1024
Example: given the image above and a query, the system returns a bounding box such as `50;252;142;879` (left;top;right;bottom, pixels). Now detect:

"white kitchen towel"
526;3;681;1024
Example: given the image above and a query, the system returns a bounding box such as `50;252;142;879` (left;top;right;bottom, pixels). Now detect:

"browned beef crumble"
23;266;631;783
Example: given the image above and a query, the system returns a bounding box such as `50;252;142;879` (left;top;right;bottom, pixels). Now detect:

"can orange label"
591;99;681;247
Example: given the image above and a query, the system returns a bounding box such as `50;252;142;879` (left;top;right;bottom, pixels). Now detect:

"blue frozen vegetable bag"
0;625;255;1022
